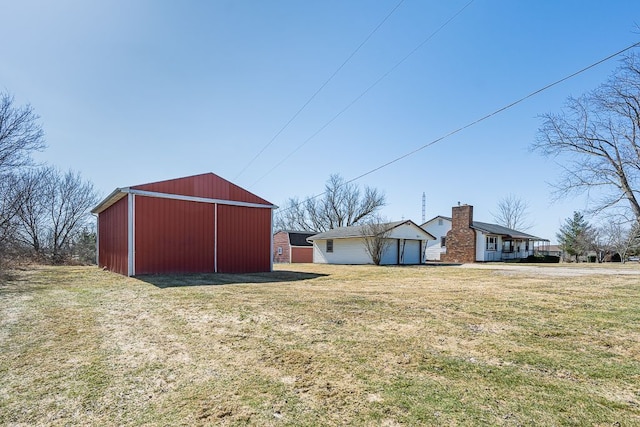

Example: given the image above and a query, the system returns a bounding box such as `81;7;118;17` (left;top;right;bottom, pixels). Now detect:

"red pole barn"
91;173;276;276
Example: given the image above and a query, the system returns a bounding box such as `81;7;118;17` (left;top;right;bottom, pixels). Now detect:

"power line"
344;41;640;186
250;0;476;188
275;41;640;216
234;0;406;181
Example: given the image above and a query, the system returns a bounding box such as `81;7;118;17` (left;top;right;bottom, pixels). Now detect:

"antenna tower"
422;192;426;223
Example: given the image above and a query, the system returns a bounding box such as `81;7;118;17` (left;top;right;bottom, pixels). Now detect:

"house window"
326;239;334;253
277;247;283;255
441;236;446;247
438;219;443;226
503;240;513;253
486;236;497;251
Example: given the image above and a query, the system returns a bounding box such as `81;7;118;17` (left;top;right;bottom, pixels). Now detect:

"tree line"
0;92;98;266
556;211;640;263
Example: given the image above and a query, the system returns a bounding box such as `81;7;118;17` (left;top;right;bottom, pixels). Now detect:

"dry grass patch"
1;263;639;425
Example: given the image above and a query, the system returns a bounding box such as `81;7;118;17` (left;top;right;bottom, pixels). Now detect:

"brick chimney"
441;204;476;263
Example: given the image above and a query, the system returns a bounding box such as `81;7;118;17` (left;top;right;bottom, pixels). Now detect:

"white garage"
308;220;435;265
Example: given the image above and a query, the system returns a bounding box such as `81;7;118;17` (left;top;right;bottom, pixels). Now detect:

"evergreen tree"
557;211;592;262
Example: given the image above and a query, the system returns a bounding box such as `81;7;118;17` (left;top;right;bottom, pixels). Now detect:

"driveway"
457;263;640;276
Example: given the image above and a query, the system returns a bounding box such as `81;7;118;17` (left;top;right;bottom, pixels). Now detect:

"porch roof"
471;220;548;241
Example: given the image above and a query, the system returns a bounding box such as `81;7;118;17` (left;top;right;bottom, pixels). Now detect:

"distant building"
422;204;548;263
273;230;316;263
535;244;563;258
308;220;435;265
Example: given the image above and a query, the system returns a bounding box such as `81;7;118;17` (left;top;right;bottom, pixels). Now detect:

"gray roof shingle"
308;220;434;241
422;216;546;241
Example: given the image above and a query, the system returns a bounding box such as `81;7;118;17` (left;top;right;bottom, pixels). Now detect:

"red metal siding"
134;196;215;275
98;196;128;275
291;247;313;263
132;173;270;205
217;205;271;273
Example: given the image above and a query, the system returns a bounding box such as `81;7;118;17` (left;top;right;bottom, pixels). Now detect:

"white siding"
311;222;433;265
476;231;486;261
477;232;503;261
425;244;445;261
387;223;432;240
422;217;451;261
313;237;423;265
313;238;373;264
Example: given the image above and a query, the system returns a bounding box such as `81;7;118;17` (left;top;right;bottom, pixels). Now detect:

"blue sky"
2;0;640;243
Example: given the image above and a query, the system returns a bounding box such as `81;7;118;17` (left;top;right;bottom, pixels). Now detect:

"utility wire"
344;41;640;185
234;0;406;181
250;0;475;188
275;41;640;216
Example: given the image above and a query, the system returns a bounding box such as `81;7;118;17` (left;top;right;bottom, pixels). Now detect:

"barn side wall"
217;205;272;273
134;196;215;275
98;196;129;275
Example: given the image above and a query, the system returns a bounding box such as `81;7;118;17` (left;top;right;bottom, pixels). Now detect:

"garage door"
402;240;421;264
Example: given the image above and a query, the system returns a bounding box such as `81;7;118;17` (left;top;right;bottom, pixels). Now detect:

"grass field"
1;263;639;426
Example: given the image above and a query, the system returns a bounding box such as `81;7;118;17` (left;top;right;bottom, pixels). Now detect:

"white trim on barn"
270;209;274;272
214;203;218;273
127;193;135;276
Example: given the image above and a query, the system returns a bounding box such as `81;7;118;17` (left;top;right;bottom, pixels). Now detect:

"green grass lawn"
1;264;639;426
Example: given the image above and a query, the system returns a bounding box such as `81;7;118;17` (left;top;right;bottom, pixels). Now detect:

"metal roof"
92;173;276;214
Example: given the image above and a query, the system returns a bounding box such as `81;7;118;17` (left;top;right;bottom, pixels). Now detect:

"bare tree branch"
0;92;46;174
491;194;533;231
533;53;640;221
13;167;99;263
360;217;393;265
274;174;385;232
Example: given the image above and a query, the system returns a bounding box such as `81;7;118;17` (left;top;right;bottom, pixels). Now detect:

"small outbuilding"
308;220;435;265
273;230;316;263
91;172;276;276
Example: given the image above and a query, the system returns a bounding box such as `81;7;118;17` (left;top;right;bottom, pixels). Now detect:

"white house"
421;205;548;263
308;220;435;265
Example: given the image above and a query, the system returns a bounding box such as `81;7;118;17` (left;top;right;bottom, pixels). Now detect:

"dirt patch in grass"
1;263;639;425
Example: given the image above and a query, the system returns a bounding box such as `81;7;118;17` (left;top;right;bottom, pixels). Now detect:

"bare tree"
48;169;99;263
600;220;640;263
14;167;99;263
273;196;311;231
533;53;640;222
14;167;54;257
491;194;533;231
360;218;393;265
0;173;21;256
274;174;385;232
0;91;46;262
589;226;608;263
0;92;45;174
